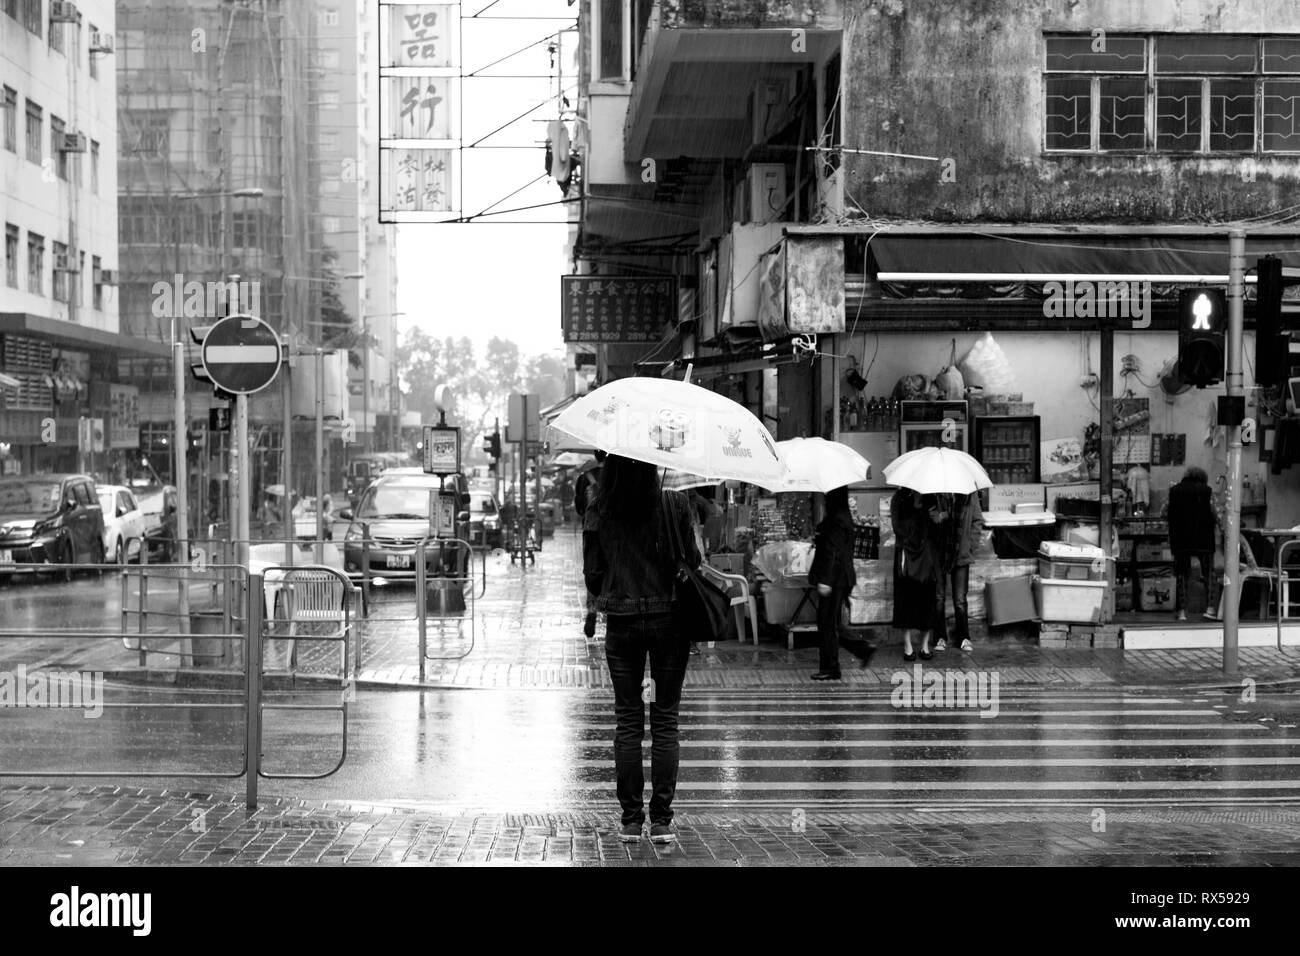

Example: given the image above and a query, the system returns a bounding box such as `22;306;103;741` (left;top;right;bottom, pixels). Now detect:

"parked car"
468;491;502;549
0;474;106;582
124;461;178;561
341;471;469;581
96;484;147;565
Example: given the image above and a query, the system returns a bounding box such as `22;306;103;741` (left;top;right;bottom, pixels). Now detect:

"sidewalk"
5;524;1300;690
4;783;1299;866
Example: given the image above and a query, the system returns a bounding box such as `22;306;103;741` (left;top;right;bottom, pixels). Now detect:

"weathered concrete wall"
661;0;844;29
843;0;1300;221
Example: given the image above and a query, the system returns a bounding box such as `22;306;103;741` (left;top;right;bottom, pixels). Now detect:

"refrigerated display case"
973;415;1041;484
898;400;968;453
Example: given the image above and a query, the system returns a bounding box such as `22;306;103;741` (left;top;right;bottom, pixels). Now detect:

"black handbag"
662;492;733;642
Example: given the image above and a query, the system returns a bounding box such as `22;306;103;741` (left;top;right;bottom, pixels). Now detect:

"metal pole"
315;349;325;563
236;393;250;570
228;400;238;563
172;321;191;637
362;316;369;454
282;359;293;567
245;571;263;810
1223;230;1246;676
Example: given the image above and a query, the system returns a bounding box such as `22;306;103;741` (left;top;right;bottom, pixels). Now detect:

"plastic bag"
892;374;929;400
935;339;965;400
958;332;1018;394
752;541;815;587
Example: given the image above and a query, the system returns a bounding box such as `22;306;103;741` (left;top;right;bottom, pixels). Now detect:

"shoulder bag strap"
661;490;687;567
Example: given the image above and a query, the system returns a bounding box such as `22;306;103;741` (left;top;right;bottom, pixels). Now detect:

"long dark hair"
595;454;665;558
824;486;851;518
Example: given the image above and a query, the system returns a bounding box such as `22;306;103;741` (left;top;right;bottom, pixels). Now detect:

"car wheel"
92;539;106;576
114;538;125;566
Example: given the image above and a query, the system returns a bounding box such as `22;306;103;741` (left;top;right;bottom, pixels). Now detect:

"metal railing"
416;537;477;680
0;560;353;809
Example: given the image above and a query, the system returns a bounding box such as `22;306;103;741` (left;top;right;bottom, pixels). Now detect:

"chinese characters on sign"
390;5;454;67
380;2;459;221
390;76;451;139
561;277;678;344
422;424;460;475
388;148;451;212
108;384;140;450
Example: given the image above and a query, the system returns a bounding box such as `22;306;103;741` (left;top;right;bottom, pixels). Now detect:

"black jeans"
1174;550;1213;613
817;586;848;672
604;612;689;826
934;564;971;644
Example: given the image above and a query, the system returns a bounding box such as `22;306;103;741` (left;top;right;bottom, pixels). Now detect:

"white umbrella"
550;451;594;469
550;377;786;486
766;437;870;493
659;467;720;493
883;446;992;495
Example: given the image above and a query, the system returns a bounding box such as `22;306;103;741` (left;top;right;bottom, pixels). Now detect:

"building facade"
2;0;164;477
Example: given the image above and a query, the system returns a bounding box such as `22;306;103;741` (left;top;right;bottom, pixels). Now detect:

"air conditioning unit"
49;1;80;23
748;78;789;146
53;254;75;273
735;163;788;224
59;131;87;153
94;268;116;284
90;30;114;54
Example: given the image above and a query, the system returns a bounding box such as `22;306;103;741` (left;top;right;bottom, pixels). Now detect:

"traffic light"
482;430;502;460
1255;256;1300;388
1178;288;1226;388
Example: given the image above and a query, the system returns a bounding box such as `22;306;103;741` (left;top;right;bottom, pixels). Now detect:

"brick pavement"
5;522;1300;690
3;784;1299;865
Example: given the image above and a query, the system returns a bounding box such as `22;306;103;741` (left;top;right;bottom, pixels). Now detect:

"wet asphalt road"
3;682;1299;810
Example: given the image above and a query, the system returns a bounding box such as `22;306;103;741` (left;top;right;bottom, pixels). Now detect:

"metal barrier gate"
0;557;355;809
416;537;477;682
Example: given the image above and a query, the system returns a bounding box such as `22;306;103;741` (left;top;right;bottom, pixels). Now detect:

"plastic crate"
1033;576;1107;623
1038;542;1106;581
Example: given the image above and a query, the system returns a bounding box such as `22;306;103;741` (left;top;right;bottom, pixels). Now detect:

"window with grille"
50;115;67;179
2;87;15;152
4;224;17;288
90;140;98;194
4;0;17;22
27;232;43;295
24;100;41;164
49;13;64;53
89;23;98;79
1045;34;1300;154
124;110;170;157
23;0;39;36
52;241;68;302
92;254;102;309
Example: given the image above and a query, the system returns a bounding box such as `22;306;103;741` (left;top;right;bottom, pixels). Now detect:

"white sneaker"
1177;611;1187;622
934;638;948;652
960;639;974;652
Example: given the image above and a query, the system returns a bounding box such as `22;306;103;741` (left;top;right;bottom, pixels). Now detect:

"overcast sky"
394;0;578;358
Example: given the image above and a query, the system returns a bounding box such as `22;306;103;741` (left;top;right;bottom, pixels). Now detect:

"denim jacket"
586;490;701;616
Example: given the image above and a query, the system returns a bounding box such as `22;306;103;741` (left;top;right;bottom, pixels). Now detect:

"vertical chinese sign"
108;384;140;450
380;2;461;222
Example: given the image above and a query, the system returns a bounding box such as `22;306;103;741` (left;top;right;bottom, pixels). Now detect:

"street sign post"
194;315;283;571
200;315;283;395
422;424;461;476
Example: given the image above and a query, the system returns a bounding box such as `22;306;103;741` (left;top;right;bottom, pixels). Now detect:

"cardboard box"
1034;576;1107;623
1139;571;1176;611
985;575;1037;626
707;553;745;575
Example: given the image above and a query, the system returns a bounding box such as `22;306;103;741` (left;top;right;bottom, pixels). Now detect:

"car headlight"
345;525;363;543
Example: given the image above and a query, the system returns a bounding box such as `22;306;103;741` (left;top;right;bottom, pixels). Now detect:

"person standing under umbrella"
809;486;858;681
890;490;941;660
585;454;701;844
934;491;983;652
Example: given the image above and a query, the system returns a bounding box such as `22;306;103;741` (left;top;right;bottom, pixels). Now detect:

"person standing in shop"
1167;466;1217;622
808;486;858;681
575;451;607;638
934;491;983;652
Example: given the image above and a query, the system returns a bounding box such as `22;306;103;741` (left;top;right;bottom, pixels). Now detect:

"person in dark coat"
934;491;983;652
890;490;942;660
1167;466;1217;621
808;486;858;681
585;454;701;845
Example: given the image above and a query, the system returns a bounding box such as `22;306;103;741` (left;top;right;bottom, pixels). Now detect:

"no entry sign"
201;315;283;395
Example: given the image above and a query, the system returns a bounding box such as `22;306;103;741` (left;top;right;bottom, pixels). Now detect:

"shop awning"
0;312;171;357
784;225;1300;282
